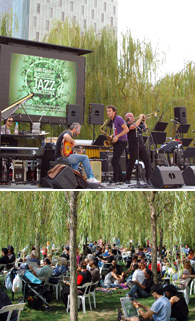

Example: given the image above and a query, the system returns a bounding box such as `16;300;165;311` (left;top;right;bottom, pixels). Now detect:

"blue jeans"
126;283;149;299
105;284;123;289
59;154;94;179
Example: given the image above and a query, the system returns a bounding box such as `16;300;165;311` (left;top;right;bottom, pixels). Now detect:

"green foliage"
0;8;18;37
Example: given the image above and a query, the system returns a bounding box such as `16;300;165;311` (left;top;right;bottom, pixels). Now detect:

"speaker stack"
66;104;84;125
174;107;187;124
89;103;104;125
150;166;184;188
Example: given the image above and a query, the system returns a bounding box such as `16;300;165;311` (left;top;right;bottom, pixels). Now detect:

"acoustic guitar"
61;140;85;157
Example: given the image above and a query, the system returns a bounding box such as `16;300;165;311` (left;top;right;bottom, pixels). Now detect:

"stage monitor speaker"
45;166;78;189
174;107;187;124
182;166;195;186
89;103;104;125
150;166;184;188
66;104;84;125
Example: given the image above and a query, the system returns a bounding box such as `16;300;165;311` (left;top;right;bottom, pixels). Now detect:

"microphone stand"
127;118;148;188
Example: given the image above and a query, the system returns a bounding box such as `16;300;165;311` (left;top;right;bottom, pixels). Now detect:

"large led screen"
9;53;77;118
0;37;89;124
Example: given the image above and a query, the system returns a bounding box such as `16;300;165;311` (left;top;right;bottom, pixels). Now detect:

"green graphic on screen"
9;53;77;117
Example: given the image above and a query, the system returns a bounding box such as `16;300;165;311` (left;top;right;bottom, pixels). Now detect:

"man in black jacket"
0;288;18;321
0;248;9;272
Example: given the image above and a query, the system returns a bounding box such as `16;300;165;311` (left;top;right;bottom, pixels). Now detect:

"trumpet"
100;119;114;148
135;111;157;121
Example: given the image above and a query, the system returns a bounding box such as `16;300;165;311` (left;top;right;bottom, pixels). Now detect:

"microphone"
39;111;45;122
170;119;179;124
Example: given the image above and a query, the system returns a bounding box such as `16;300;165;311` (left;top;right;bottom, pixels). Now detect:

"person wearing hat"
124;112;150;184
29;258;53;280
106;105;129;183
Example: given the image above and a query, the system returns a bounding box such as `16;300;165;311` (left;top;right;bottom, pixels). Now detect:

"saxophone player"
106;105;129;183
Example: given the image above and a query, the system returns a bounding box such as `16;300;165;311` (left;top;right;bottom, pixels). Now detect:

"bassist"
55;122;100;183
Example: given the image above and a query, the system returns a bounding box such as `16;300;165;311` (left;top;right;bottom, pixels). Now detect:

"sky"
118;0;195;80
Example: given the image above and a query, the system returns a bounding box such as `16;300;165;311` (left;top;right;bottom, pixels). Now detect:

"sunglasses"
77;128;80;132
8;120;13;123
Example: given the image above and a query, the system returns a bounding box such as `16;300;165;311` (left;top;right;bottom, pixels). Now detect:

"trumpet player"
106;105;129;183
124;113;150;184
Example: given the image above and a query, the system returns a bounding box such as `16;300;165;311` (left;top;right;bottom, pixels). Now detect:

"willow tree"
0;8;18;36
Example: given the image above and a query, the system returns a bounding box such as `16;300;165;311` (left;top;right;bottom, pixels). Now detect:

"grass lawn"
2;284;195;321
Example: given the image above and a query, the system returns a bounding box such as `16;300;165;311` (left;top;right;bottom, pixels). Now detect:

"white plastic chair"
89;280;99;308
0;264;7;284
99;262;111;276
0;303;26;321
178;277;191;305
66;282;92;314
45;273;66;299
190;279;195;295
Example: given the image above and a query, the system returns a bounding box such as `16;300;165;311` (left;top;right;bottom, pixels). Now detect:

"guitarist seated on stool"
55;122;100;183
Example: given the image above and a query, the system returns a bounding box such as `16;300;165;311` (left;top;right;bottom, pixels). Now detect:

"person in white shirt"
132;264;145;284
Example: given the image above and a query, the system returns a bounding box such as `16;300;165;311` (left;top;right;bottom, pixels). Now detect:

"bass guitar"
61;140;85;157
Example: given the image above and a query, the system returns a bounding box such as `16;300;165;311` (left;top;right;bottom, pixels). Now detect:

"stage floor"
0;179;194;190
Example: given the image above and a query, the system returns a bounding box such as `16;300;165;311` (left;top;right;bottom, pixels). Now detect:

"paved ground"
0;179;194;190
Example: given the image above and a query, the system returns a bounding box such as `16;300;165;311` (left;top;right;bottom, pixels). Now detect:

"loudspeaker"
100;151;126;172
92;134;107;146
45;166;78;189
66;104;84;125
174;107;187;124
89;103;104;125
150;166;184;188
182;166;195;185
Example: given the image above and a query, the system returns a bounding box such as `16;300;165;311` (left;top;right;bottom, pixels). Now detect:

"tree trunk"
144;192;158;283
35;228;41;259
65;191;79;321
159;227;163;260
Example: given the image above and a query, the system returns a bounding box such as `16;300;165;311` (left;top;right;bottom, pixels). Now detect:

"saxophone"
100;119;114;147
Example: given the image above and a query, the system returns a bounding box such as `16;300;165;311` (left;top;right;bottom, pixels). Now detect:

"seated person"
61;247;70;261
0;248;9;271
104;265;123;289
127;263;145;286
29;258;53;281
1;116;13;134
61;260;91;308
89;257;100;290
111;259;124;276
49;257;67;284
55;122;99;183
126;269;153;300
6;245;15;269
98;249;115;264
0;288;18;321
20;250;40;269
119;284;171;321
125;255;138;283
164;284;188;321
188;248;195;261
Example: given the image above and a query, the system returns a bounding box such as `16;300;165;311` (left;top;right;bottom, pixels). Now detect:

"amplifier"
100;151;126;173
12;160;26;183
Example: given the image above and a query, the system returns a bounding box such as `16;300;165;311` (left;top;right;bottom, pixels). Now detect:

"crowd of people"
0;240;194;320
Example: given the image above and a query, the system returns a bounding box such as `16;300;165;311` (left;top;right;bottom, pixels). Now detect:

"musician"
124;113;150;184
55;122;100;183
106;105;129;183
1;116;13;134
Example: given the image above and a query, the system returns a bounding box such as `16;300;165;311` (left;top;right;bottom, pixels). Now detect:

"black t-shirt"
0;289;18;321
0;255;9;264
106;255;115;263
171;293;188;321
142;277;154;294
55;130;72;158
127;123;145;150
